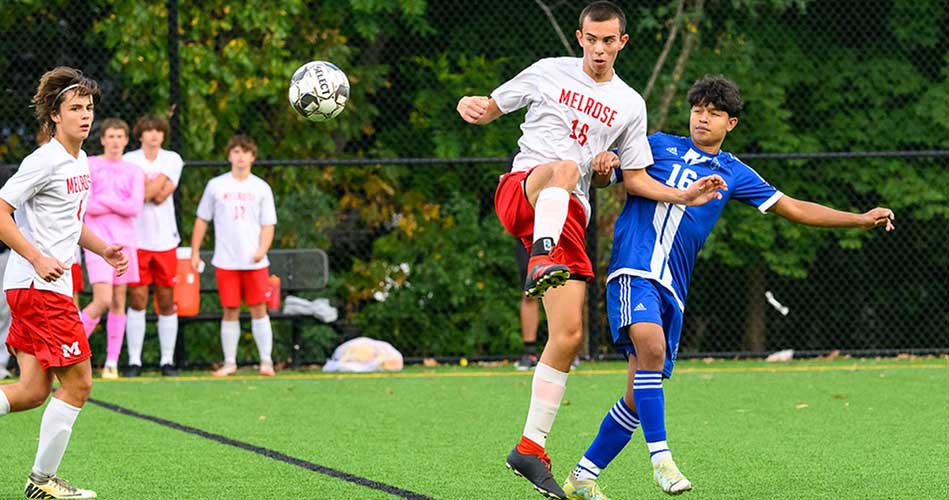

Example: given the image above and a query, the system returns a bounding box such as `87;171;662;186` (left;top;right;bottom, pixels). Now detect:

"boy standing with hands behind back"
191;135;278;377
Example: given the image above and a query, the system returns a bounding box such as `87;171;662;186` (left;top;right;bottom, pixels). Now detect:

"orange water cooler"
155;247;201;316
268;274;281;312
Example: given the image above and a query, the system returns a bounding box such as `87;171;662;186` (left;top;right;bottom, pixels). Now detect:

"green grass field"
2;358;948;499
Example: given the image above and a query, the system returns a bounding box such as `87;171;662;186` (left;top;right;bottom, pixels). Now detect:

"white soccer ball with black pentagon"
288;61;350;122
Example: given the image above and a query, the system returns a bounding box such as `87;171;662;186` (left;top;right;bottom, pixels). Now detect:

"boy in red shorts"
190;135;277;377
0;67;128;499
124;114;184;377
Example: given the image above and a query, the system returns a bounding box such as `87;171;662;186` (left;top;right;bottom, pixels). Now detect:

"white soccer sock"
0;387;10;416
531;188;570;249
157;314;178;366
648;440;672;465
221;320;240;365
251;316;273;364
126;308;146;366
522;362;568;447
573;457;602;481
0;341;9;368
32;398;81;478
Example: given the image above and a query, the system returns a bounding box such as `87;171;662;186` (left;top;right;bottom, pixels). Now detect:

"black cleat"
524;256;570;298
160;364;179;377
506;447;566;499
124;364;142;378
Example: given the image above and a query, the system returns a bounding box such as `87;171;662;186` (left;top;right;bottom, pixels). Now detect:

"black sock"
531;238;554;257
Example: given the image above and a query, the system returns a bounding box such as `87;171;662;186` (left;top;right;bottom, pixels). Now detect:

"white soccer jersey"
491;57;654;220
124;148;184;251
0;138;90;296
195;173;277;270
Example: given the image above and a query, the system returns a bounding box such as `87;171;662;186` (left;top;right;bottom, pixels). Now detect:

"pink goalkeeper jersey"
490;57;653;220
84;156;144;248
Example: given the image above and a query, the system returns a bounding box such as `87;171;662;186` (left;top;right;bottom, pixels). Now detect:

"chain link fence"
1;1;947;363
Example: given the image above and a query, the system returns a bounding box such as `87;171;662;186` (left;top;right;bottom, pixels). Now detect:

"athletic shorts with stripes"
606;274;682;378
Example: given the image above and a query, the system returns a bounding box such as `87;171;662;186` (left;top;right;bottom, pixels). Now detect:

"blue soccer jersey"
607;132;783;310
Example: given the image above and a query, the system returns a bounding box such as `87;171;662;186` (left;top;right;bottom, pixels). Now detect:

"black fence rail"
1;1;947;364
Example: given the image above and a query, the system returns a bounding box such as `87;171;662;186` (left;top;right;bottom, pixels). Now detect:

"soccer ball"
288;61;350;122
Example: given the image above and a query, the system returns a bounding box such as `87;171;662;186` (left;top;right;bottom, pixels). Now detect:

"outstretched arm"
769;195;894;231
624;167;728;206
456;96;503;125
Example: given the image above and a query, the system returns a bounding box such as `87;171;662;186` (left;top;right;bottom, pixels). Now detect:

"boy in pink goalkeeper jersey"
79;118;144;379
191;135;277;377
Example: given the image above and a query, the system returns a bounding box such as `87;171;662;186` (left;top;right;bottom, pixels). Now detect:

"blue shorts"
606;275;683;378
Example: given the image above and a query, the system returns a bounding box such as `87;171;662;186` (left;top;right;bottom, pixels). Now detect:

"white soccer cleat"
25;475;97;498
653;457;692;495
0;367;12;379
100;366;119;380
259;360;275;377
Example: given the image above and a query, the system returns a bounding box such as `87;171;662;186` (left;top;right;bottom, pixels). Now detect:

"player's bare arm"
190;217;210;271
79;224;129;275
0;198;65;281
623;167;728;206
591;150;620;188
150;175;176;204
253;224;276;263
770;196;895;232
456;96;502;125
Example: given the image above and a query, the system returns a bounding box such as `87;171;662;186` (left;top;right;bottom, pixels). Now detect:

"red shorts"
132;248;178;287
5;286;91;370
215;268;271;308
71;263;84;294
494;169;593;279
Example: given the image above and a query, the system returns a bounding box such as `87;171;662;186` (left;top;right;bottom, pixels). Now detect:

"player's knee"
636;340;666;366
67;379;93;403
23;388;51;410
551;160;580;188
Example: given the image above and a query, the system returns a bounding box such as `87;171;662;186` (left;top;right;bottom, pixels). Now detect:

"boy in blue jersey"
562;75;895;499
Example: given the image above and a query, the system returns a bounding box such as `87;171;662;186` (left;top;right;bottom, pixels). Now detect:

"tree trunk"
742;263;767;352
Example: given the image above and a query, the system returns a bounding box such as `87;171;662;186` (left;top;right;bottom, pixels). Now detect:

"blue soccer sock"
572;397;640;481
633;370;672;465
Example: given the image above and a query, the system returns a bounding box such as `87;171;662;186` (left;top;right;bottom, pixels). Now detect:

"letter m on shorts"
61;341;81;358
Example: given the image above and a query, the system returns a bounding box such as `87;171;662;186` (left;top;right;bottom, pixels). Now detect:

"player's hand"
680;174;728;206
190;253;203;272
30;255;66;282
252;251;266;263
456;96;490;124
591;150;619;176
861;207;895;232
102;244;129;276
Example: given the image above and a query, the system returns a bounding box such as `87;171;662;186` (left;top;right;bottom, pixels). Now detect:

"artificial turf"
1;357;947;499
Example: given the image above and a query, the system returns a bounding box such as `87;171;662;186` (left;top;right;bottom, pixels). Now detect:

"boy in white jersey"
457;2;726;498
0;67;128;499
190;135;278;377
563;76;895;499
124;114;184;377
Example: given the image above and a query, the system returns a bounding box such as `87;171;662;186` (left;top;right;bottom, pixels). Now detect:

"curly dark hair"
687;75;743;117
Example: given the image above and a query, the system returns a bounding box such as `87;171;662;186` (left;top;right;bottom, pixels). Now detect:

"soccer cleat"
0;367;12;379
259;360;275;377
100;366;119;380
506;447;566;499
212;363;237;377
524;255;570;298
653;457;692;495
160;364;179;377
515;353;538;371
563;475;610;500
24;475;97;498
124;365;142;378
